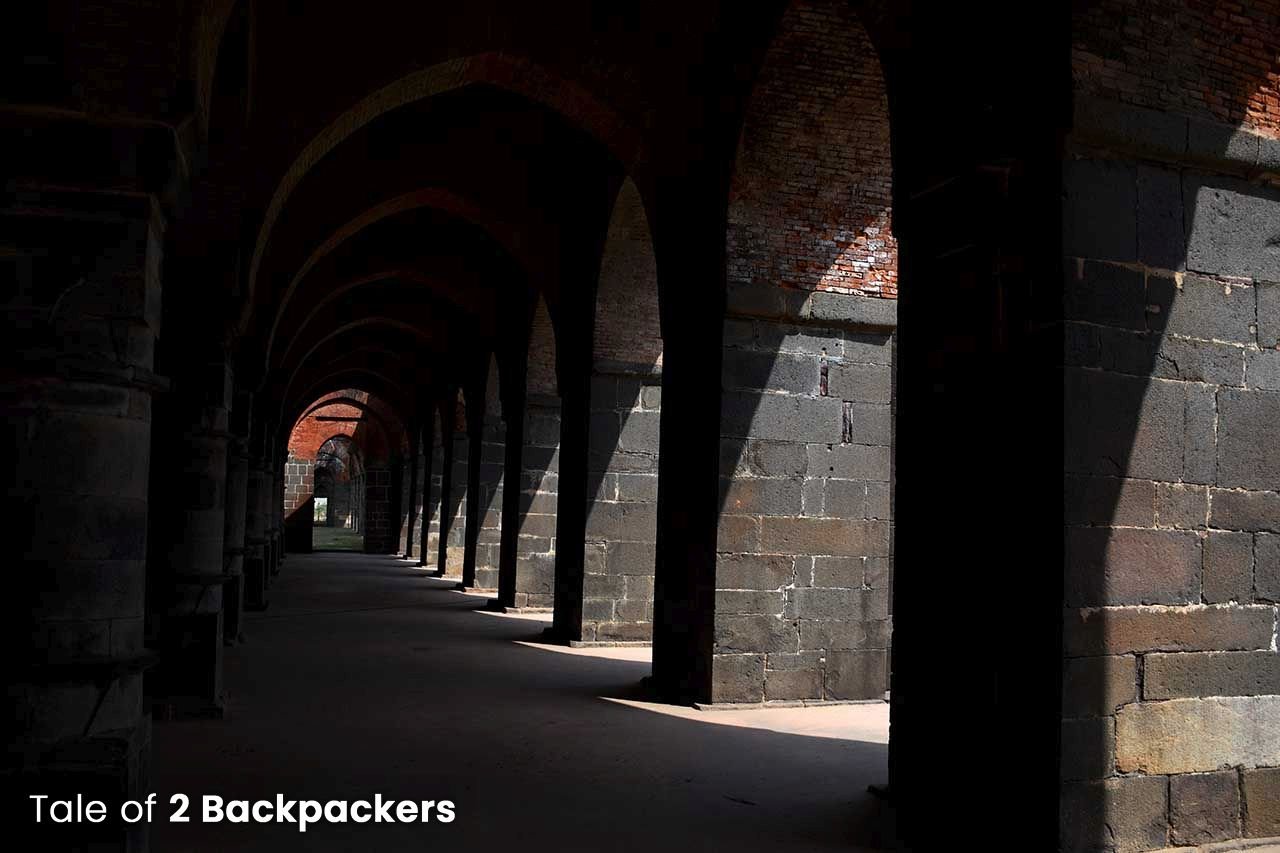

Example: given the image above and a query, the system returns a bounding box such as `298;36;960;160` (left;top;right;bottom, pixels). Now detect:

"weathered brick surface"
726;0;895;299
1074;0;1280;136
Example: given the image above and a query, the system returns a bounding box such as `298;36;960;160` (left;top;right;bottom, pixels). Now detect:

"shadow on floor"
143;552;898;852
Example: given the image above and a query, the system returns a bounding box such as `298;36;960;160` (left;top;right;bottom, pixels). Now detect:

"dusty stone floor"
152;551;894;851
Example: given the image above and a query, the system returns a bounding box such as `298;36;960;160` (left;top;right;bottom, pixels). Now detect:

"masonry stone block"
842;332;892;365
756;324;840;358
1169;770;1241;846
584;502;657;543
845;402;891;446
721;392;842;442
710;654;765;703
742;440;808;477
615;473;658;502
715;615;798;654
1059;775;1168;853
1064;158;1138;263
827;362;891;403
1065;476;1156;527
764;667;823;700
1184;173;1280;280
716;589;786;616
1218;390;1280;490
812;556;864;588
1155;337;1245;386
1065;260;1147;329
716;516;760;553
1210;490;1280;533
1203;531;1254;604
716;553;793;589
1116;696;1280;774
1060;715;1115;781
1256;533;1280;602
760;517;889;557
1259;281;1280;349
1066;527;1200;606
1136;163;1186;270
720;477;803;517
605;541;656;576
806;443;890;481
1064;605;1274;656
721;350;819;394
1144;651;1280;700
799;619;890;652
1245;350;1280;394
1062;655;1138;716
825;650;886;700
1164;276;1258;344
1242;767;1280;838
1064;369;1185;482
1156;483;1208;529
1184;385;1218;485
864;557;890;590
614;599;653;622
793;587;889;622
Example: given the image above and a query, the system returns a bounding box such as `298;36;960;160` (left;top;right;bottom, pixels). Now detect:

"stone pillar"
1057;100;1280;851
4;190;165;851
362;466;394;552
580;362;661;643
444;408;471;578
222;393;251;644
147;353;233;719
470;407;506;591
434;404;457;576
460;402;485;590
418;416;435;567
404;419;420;559
713;300;895;703
496;392;526;609
513;396;560;610
243;456;270;611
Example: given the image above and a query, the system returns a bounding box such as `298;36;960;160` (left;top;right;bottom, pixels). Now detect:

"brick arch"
727;0;896;298
245;53;646;327
595;177;662;369
527;293;558;398
279;317;442;408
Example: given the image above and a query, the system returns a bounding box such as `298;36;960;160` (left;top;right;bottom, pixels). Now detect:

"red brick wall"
595;178;662;367
1074;0;1280;136
288;404;364;460
727;0;896;298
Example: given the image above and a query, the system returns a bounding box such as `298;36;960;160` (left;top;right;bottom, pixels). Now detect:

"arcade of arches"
7;1;1280;850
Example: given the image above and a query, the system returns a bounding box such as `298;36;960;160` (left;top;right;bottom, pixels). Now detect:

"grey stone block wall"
515;396;560;608
424;420;445;570
581;366;661;642
472;413;506;590
713;312;894;703
1061;99;1280;852
443;432;470;575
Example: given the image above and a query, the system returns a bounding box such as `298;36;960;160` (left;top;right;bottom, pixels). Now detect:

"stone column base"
148;605;225;720
8;720;151;852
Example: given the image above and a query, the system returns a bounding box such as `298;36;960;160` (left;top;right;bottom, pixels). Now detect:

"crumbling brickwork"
727;0;896;298
1073;0;1280;137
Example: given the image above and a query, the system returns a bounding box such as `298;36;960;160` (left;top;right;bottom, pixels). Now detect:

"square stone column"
4;188;166;852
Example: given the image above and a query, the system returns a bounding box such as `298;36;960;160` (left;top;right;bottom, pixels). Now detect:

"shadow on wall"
709;0;896;708
1063;100;1280;849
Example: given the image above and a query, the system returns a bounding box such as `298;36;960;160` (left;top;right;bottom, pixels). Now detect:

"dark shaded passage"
151;552;892;852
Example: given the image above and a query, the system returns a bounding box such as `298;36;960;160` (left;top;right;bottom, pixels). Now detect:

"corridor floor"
152;551;894;852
